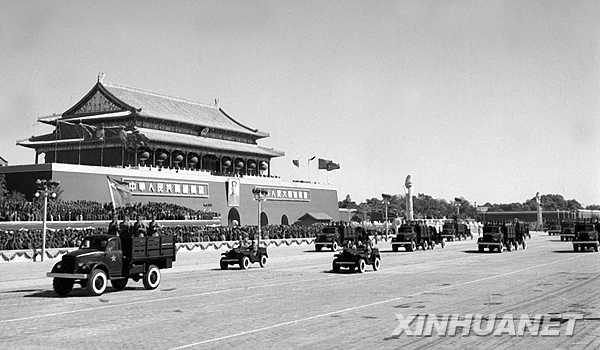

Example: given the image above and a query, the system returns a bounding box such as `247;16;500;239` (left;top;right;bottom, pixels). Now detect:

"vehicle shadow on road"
462;250;493;254
379;250;410;254
23;286;145;298
552;250;585;254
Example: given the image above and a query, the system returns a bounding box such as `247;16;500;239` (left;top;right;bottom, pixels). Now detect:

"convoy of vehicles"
47;234;176;296
48;216;600;295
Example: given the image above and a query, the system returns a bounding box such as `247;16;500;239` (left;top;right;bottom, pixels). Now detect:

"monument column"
536;192;543;230
405;175;414;221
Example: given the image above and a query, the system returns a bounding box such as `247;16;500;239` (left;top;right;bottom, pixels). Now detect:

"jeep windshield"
483;227;501;234
398;226;414;233
79;236;109;250
575;224;595;232
321;227;337;234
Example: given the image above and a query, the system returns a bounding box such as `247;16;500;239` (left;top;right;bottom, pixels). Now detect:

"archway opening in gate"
228;208;240;226
281;214;289;226
260;212;268;227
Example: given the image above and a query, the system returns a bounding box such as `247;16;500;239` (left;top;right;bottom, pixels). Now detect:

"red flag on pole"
106;176;131;208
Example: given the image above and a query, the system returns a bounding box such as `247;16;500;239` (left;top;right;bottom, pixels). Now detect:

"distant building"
482;209;600;224
338;208;357;222
0;156;6;166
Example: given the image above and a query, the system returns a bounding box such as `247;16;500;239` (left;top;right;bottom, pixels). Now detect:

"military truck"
220;244;268;269
560;221;575;241
314;225;343;251
47;234;176;296
391;223;440;252
478;223;527;253
440;221;473;241
547;223;562;236
572;223;599;252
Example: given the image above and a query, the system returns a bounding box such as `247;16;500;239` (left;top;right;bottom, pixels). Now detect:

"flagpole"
107;177;116;211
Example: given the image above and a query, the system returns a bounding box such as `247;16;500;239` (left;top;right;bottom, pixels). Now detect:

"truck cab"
47;234;176;296
560;221;575;241
314;226;342;251
573;223;599;252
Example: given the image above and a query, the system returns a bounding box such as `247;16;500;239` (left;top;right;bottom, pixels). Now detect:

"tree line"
339;193;599;222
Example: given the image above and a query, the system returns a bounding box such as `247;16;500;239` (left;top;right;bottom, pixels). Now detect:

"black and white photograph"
0;1;599;348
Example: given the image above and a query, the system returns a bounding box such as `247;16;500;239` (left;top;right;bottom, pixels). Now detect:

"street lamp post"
382;193;391;240
34;179;60;262
252;188;269;248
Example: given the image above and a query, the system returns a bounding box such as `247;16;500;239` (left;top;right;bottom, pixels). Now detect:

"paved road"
0;234;598;349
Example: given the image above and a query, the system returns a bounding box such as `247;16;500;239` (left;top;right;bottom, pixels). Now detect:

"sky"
1;0;599;205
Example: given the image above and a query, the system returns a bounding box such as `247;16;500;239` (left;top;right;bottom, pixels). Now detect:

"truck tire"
111;278;128;291
372;257;381;271
478;245;484;253
316;245;322;252
430;241;435;250
259;255;267;268
332;260;340;273
87;269;108;296
522;240;527;250
507;242;513;252
220;260;229;270
53;278;73;296
332;242;338;251
240;256;250;270
441;240;445;248
573;245;579;252
594;244;599;252
392;245;398;252
357;259;366;273
142;265;161;290
410;241;416;252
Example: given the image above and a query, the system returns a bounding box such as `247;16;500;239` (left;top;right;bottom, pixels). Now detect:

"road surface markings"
0;275;337;324
168;255;581;349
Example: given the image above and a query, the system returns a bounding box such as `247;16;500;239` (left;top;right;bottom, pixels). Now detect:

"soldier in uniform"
148;217;161;237
107;215;119;236
133;216;147;237
119;216;132;239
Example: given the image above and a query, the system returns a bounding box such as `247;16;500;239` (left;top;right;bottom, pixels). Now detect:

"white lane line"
0;276;336;324
168;255;580;349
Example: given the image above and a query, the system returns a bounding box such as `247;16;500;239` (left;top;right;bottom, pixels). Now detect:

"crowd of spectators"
0;224;325;251
0;198;219;222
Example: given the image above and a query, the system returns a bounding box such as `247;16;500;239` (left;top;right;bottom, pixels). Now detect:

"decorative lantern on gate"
259;161;268;171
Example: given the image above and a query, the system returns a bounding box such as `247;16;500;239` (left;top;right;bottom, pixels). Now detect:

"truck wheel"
87;269;108;296
332;242;338;251
259;255;268;268
220;260;229;270
410;241;416;252
478;245;484;253
357;259;366;273
392;245;398;252
594;245;599;252
111;278;128;291
240;256;250;270
332;260;340;272
573;245;579;252
142;265;161;290
372;257;381;271
560;236;564;241
441;240;445;248
507;242;513;252
430;241;435;250
522;240;527;250
316;245;322;252
422;241;428;250
53;278;73;296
